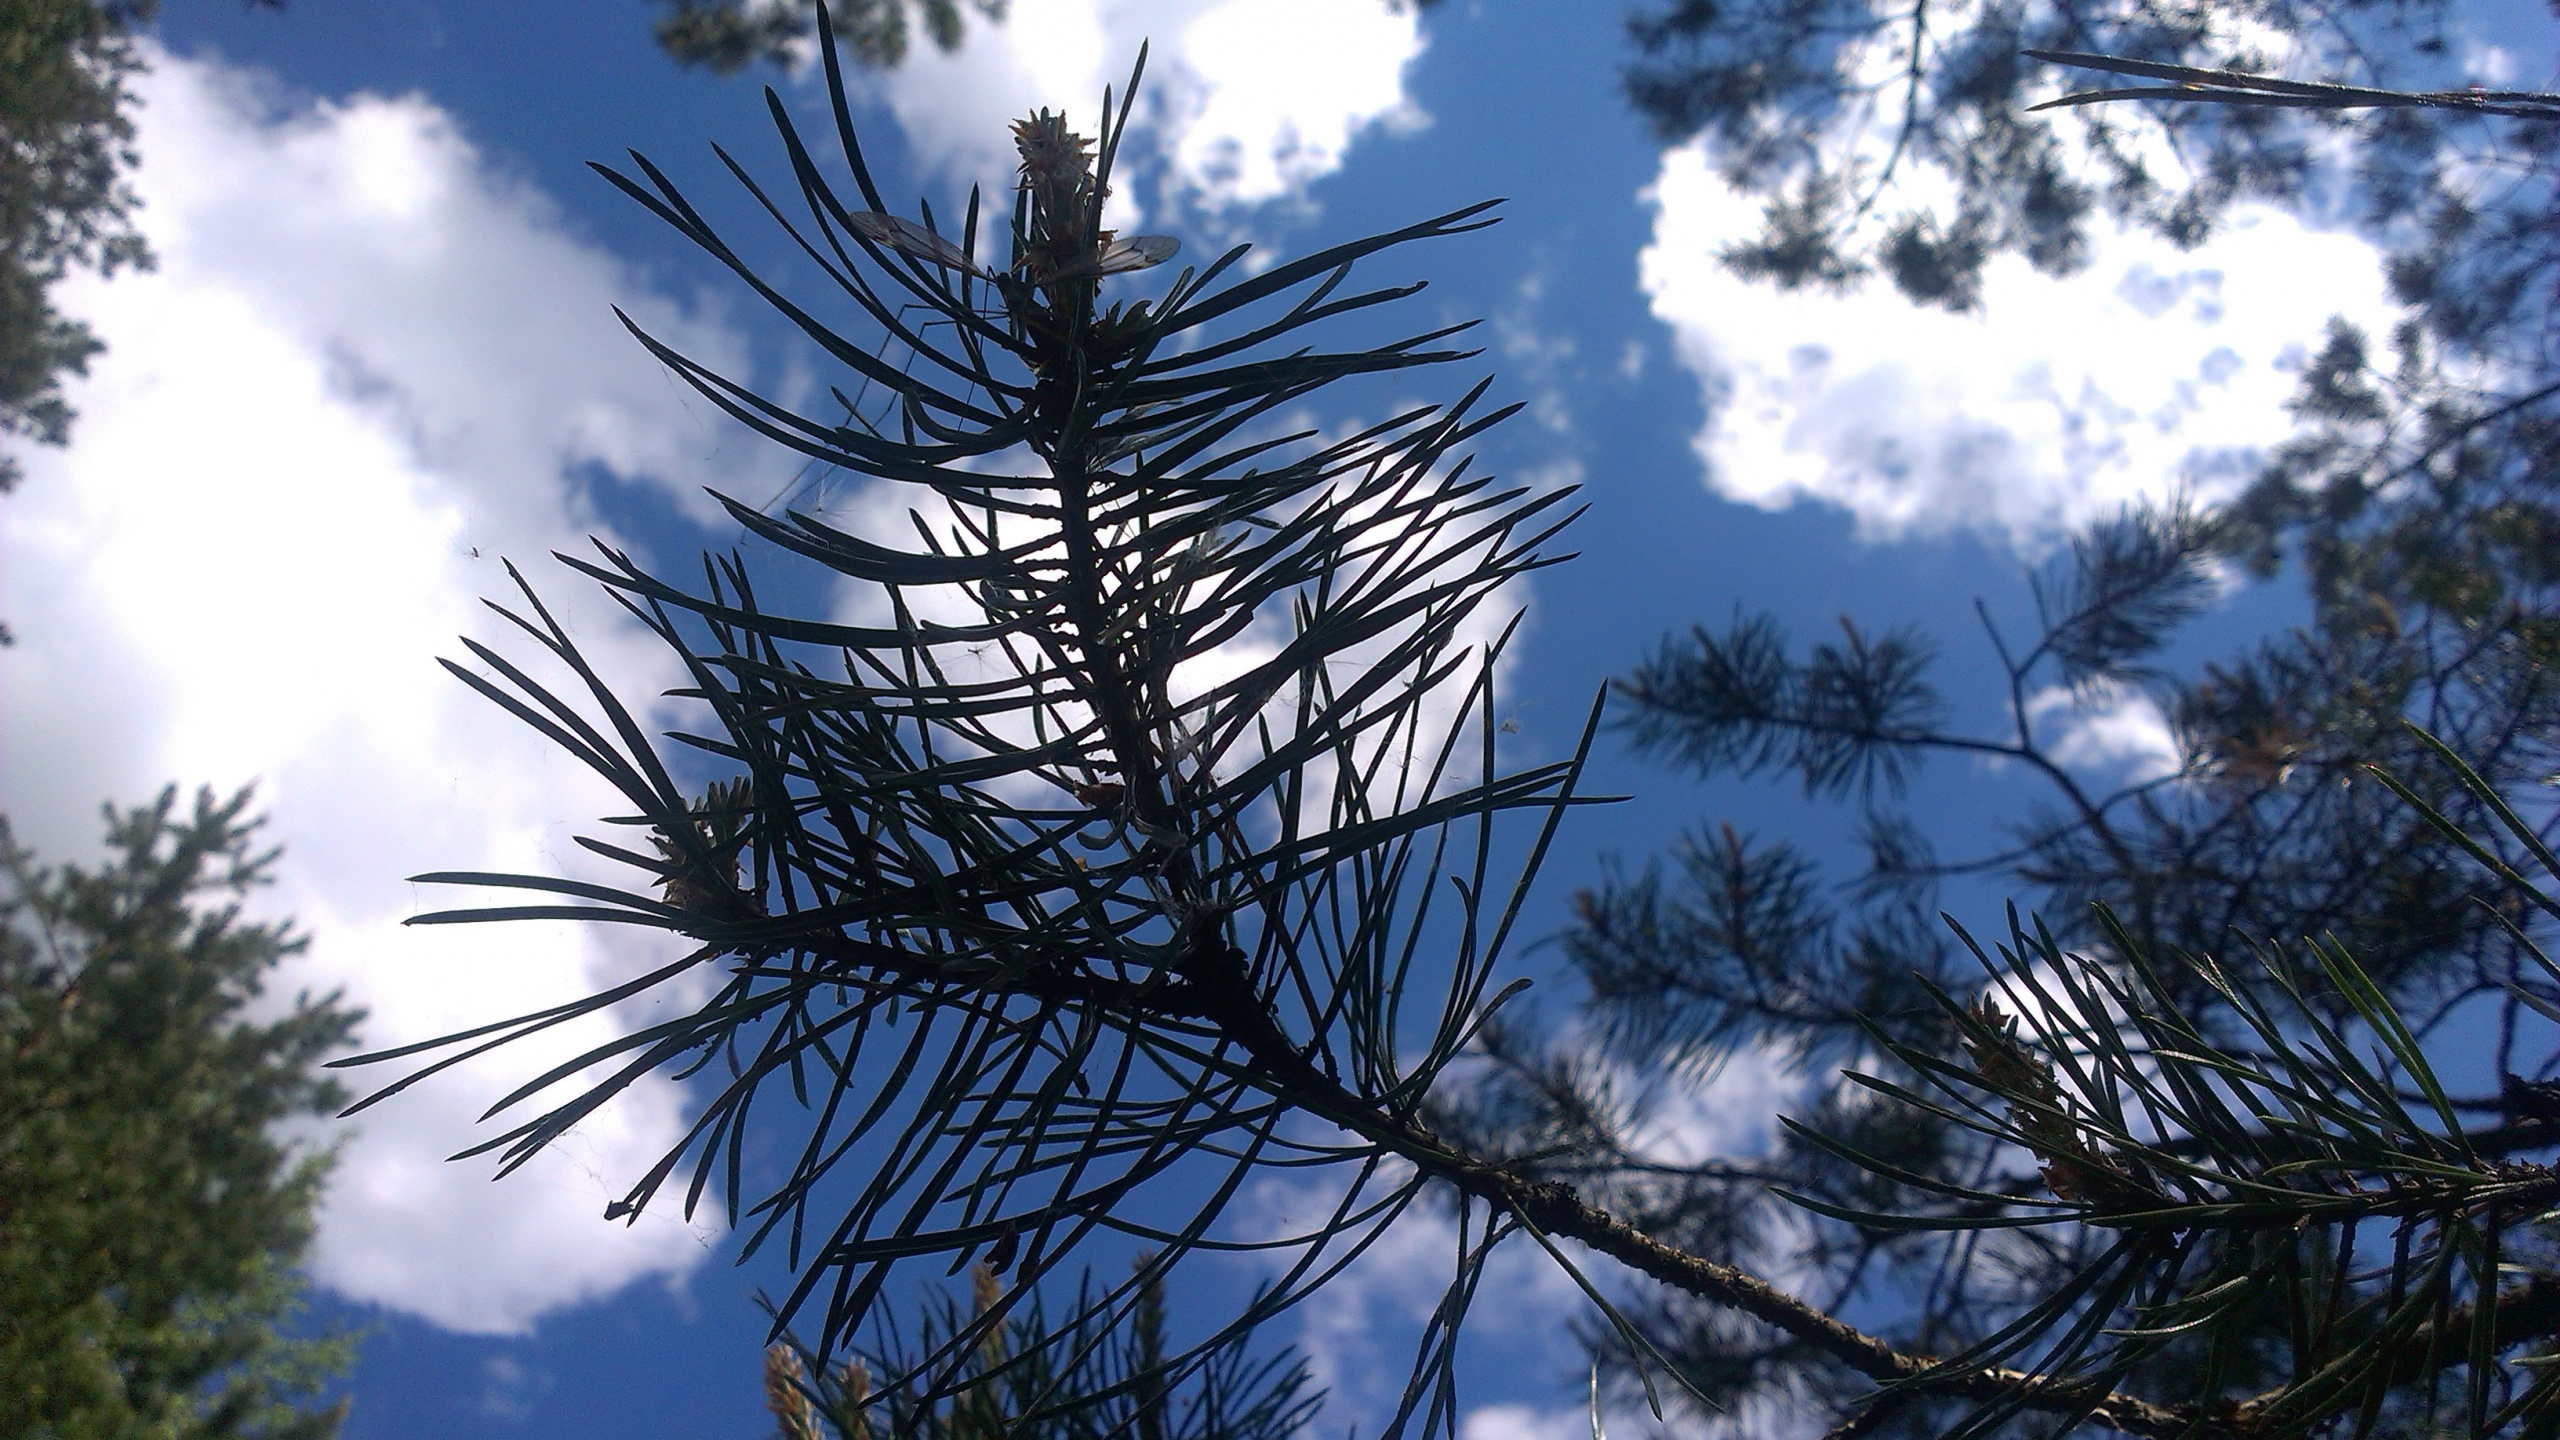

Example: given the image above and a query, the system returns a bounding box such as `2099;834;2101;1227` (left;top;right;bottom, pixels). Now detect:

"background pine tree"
1;788;360;1440
1451;46;2560;1437
0;0;280;504
650;0;1006;73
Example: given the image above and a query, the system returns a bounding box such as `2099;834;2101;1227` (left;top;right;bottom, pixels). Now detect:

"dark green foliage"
1;788;359;1440
1477;743;2560;1436
372;17;1591;1431
1545;484;2557;1433
0;0;154;495
1520;52;2560;1436
393;17;2560;1439
653;0;1005;73
1620;613;1945;800
1557;824;1963;1078
1776;738;2560;1439
0;0;280;497
1620;0;2538;320
1608;475;2550;988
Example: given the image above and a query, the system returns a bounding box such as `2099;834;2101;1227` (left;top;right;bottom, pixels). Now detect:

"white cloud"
0;49;792;1333
478;1353;554;1423
1495;266;1581;437
0;0;1434;1345
1154;0;1429;210
2027;683;2186;785
1639;147;2404;549
1465;1403;1595;1440
847;0;1427;219
2463;39;2521;85
1627;1042;1806;1169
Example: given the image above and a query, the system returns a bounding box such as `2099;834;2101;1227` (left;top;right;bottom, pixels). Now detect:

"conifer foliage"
1619;0;2548;314
0;0;154;497
0;0;279;502
1;789;358;1440
367;9;1592;1430
652;0;1003;73
1531;48;2560;1439
760;1259;1318;1440
382;12;2560;1439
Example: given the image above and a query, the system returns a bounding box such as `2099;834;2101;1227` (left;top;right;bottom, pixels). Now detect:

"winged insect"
847;210;991;278
760;298;1010;516
1099;233;1179;271
852;206;1171;287
1051;233;1180;281
1005;106;1180;285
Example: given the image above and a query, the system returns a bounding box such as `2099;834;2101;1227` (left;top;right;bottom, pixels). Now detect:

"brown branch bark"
1179;945;2212;1440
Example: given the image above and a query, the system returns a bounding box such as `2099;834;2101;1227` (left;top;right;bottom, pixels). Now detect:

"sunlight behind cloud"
0;48;793;1334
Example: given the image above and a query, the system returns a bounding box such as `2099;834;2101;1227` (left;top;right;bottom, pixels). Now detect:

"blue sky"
0;2;2546;1437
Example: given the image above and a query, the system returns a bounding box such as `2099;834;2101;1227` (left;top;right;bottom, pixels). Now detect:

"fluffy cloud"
1626;1042;1806;1169
1640;148;2404;548
1464;1403;1598;1440
1151;0;1428;209
847;0;1427;220
1;0;1434;1343
0;49;793;1333
2027;682;2186;786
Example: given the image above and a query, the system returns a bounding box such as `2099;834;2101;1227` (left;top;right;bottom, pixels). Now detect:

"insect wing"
1092;234;1180;275
849;211;989;277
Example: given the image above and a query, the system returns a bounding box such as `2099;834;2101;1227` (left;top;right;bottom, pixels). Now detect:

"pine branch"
1182;928;2222;1439
358;15;2560;1439
2029;50;2560;121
